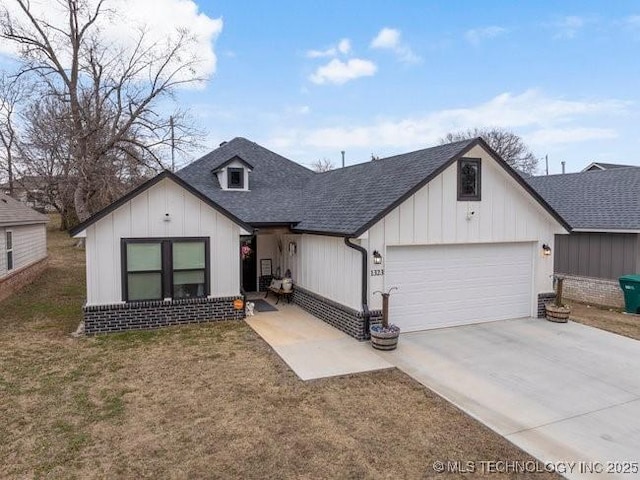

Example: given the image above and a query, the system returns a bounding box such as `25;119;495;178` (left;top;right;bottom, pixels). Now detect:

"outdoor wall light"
372;250;383;265
542;244;552;256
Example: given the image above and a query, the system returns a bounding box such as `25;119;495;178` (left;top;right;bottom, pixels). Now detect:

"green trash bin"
619;275;640;314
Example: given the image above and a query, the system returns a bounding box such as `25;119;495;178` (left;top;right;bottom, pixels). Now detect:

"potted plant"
370;287;400;350
545;275;571;323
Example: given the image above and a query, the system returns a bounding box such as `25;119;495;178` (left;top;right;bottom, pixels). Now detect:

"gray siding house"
528;167;640;307
0;193;49;301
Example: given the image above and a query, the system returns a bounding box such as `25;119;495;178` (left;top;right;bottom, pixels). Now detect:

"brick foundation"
0;257;48;302
561;274;624;308
292;285;381;340
537;292;555;317
83;296;245;334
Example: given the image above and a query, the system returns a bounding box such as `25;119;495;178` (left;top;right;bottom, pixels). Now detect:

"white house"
71;137;570;337
0;193;48;301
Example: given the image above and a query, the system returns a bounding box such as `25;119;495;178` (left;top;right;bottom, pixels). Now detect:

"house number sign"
370;269;384;277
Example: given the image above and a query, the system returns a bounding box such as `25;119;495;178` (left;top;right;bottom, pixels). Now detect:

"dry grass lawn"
568;301;640;341
0;217;561;479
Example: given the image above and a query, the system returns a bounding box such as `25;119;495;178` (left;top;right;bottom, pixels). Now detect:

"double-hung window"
122;238;209;302
6;231;13;271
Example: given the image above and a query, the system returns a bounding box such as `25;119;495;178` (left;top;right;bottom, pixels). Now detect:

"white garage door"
386;243;534;332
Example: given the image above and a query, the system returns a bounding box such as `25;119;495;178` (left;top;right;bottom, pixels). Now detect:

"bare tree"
440;127;538;175
0;74;27;196
1;0;205;223
311;158;334;172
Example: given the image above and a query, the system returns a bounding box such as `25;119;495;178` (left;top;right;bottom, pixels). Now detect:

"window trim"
457;157;482;201
6;230;13;271
227;167;244;189
121;237;210;302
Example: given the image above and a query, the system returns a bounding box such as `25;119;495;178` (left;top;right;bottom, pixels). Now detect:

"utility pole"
545;154;549;176
170;116;175;172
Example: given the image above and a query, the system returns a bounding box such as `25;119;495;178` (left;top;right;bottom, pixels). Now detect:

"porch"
244;294;392;380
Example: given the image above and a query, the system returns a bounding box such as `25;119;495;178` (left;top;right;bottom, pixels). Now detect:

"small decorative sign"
233;298;244;310
260;258;272;276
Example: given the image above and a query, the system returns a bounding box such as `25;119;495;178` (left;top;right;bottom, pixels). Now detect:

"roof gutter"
344;236;370;334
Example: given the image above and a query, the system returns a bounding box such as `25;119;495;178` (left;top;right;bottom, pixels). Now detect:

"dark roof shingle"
527;168;640;231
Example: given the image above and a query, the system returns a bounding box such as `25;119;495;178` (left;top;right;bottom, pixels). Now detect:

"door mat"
251;299;278;312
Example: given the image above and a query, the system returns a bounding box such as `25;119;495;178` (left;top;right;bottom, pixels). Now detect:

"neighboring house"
528;168;640;308
0;193;49;302
0;175;58;212
581;162;637;172
70;137;569;338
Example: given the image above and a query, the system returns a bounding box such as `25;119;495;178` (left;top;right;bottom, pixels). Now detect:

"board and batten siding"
84;178;243;305
363;144;567;311
295;234;362;310
0;224;47;279
555;232;640;280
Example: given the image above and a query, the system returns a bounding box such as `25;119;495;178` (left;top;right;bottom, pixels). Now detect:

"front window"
457;158;481;201
122;238;209;302
6;231;13;271
227;168;244;189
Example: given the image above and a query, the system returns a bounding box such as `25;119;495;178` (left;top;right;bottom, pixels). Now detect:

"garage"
386;242;534;332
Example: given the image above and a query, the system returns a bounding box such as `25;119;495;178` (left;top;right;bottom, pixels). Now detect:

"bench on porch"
265;279;294;304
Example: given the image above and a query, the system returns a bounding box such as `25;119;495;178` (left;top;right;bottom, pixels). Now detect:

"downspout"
344;237;370;336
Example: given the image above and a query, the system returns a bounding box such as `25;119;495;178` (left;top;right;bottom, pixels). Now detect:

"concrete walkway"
245;300;392;380
376;318;640;480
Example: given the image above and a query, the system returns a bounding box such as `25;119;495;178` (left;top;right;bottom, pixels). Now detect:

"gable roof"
177;137;315;225
527;167;640;231
68;170;253;237
0;193;49;227
581;162;637;172
211;155;255;172
71;137;570;238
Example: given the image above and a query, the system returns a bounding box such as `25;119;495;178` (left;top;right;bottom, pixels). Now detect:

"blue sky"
174;0;640;174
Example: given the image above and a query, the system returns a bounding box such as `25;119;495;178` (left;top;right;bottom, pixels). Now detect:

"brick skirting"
0;257;48;302
537;292;556;318
292;286;381;340
561;274;624;308
83;296;245;334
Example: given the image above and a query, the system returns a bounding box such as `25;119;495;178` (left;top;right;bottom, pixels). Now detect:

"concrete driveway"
378;318;640;479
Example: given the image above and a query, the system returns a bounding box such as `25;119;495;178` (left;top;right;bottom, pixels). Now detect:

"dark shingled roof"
177;138;315;225
75;136;568;236
527;168;640;231
177;137;476;234
0;193;49;227
296;139;475;234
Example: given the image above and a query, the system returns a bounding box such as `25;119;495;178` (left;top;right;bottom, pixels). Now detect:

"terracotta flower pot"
545;303;571;323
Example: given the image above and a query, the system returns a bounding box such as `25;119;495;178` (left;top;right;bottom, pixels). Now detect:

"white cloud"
309;58;377;85
0;0;222;80
370;27;421;64
465;26;507;46
269;90;628;149
337;38;352;55
549;16;586;39
306;38;351;58
526;127;618;146
371;28;401;49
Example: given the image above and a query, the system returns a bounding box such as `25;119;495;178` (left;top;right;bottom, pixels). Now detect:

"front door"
241;236;257;292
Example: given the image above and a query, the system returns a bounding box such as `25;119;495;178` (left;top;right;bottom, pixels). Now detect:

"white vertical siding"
296;234;361;310
366;144;566;311
85;178;242;305
0;224;47;279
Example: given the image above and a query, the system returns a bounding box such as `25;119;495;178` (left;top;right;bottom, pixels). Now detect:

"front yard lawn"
0;219;559;479
568;301;640;341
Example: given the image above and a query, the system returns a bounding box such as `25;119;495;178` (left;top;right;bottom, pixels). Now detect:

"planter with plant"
545;275;571;323
370;287;400;350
